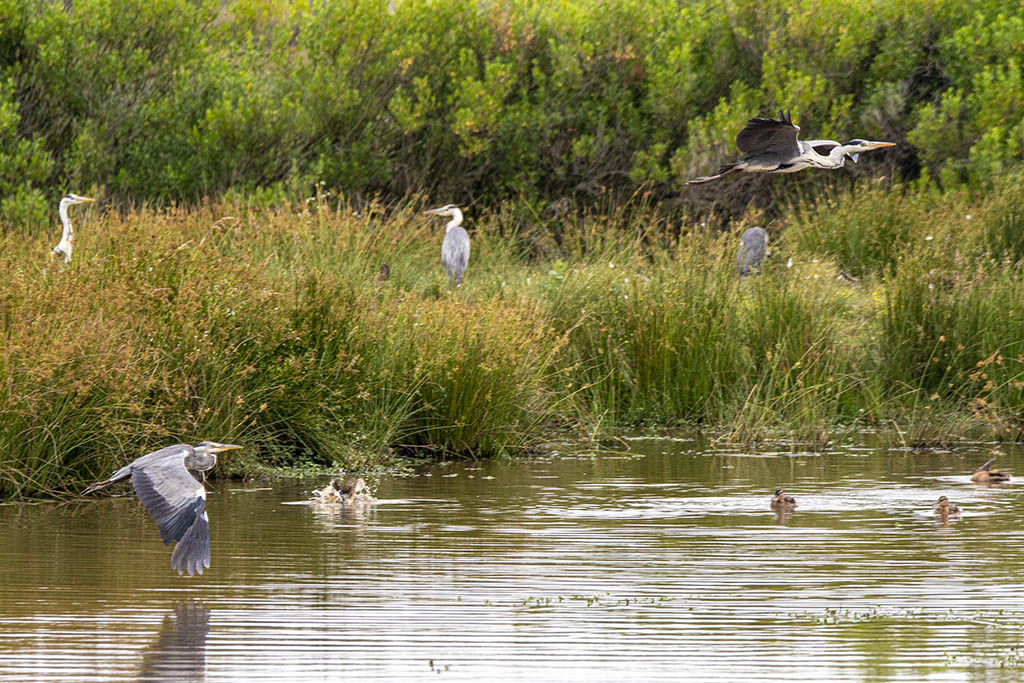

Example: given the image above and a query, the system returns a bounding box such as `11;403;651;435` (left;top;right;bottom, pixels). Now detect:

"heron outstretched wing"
169;506;210;576
735;110;800;155
130;451;210;576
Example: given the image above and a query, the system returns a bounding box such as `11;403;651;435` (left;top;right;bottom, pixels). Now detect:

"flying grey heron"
51;193;96;264
82;441;242;576
686;110;894;184
424;204;470;285
737;227;767;276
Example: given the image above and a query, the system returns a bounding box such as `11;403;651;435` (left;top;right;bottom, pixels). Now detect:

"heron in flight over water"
737;227;767;276
686;110;894;184
82;441;242;576
425;204;470;286
51;193;95;264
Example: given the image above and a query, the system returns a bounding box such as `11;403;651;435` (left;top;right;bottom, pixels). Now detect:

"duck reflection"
138;600;211;682
772;508;796;525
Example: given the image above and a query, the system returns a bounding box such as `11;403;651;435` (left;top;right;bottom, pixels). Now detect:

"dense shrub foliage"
0;0;1021;228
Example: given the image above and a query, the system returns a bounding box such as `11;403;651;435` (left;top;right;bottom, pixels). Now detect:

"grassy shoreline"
3;178;1024;498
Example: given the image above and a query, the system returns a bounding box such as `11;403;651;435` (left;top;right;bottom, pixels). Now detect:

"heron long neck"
185;451;217;472
446;208;463;232
58;202;73;242
824;145;851;167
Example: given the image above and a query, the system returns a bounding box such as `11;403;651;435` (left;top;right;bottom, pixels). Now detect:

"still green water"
1;436;1023;681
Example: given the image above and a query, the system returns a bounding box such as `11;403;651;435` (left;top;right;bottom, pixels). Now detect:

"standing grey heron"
51;193;96;264
425;204;470;285
686;110;894;184
736;227;767;276
82;441;242;576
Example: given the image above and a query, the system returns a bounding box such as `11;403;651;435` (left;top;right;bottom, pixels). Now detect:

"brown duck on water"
312;477;371;504
333;477;369;504
934;495;961;516
971;458;1011;483
770;488;798;511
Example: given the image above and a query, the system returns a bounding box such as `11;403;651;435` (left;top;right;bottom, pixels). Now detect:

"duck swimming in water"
336;477;370;504
312;478;372;505
971;458;1011;483
934;495;961;516
770;489;797;510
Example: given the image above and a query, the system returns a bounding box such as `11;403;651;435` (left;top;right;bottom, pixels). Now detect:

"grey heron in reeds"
425;204;470;286
51;193;96;264
686;110;895;184
737;227;767;276
82;441;242;576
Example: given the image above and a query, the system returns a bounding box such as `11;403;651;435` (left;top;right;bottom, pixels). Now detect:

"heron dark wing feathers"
131;459;206;546
735;116;800;155
170;512;210;576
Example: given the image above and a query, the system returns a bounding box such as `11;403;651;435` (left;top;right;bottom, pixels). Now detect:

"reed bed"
4;175;1024;496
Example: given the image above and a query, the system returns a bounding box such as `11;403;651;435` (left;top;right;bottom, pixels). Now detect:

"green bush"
0;0;1021;226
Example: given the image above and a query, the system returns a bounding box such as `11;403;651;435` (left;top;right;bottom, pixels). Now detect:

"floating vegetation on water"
791;606;1024;631
520;594;675;609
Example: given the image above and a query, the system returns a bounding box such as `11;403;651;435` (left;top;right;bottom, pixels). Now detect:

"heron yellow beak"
212;443;243;453
866;142;895;149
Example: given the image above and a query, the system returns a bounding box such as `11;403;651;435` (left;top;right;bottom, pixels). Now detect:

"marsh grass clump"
978;170;1024;264
783;182;941;278
0;200;569;496
880;248;1024;440
5;183;1024;497
538;220;746;426
721;262;869;445
386;298;563;456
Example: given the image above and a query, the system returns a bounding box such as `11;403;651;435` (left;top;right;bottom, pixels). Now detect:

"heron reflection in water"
138;600;211;682
83;441;242;576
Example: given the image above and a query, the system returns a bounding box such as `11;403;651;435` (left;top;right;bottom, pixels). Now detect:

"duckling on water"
934;495;961;515
770;489;797;510
971;458;1011;483
334;477;370;504
312;478;372;504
